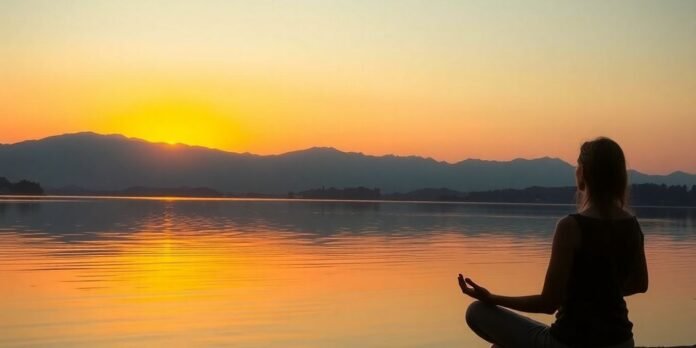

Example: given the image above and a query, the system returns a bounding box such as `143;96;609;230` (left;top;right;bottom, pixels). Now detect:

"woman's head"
576;137;628;217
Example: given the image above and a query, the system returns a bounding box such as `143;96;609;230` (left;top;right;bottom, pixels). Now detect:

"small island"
0;177;44;195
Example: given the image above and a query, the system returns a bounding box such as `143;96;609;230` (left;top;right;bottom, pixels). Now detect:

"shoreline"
2;194;696;209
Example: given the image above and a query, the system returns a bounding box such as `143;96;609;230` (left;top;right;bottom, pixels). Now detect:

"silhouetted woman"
459;137;648;348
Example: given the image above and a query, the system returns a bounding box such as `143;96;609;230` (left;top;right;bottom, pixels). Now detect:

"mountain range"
1;132;694;194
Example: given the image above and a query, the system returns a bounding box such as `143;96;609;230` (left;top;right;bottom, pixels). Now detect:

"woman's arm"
487;294;555;314
459;216;579;314
622;225;648;296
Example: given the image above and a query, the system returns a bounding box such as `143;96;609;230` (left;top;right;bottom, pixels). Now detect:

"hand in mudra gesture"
458;274;491;302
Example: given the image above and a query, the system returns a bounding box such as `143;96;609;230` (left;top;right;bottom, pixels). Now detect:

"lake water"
0;197;694;347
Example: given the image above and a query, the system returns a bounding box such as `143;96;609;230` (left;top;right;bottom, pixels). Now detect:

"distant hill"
387;184;696;206
1;132;695;194
295;184;696;206
0;177;44;195
47;185;224;197
293;186;381;200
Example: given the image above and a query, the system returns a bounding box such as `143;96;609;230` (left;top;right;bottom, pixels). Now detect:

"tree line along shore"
3;177;696;207
0;177;44;195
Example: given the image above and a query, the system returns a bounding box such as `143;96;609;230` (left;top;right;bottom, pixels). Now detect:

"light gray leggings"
465;301;635;348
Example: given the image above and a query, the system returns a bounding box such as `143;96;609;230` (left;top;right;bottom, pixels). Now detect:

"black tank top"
549;213;643;347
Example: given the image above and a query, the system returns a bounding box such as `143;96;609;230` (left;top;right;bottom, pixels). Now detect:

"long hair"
576;137;629;217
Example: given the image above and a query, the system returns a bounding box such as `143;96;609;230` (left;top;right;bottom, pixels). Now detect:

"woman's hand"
458;274;492;303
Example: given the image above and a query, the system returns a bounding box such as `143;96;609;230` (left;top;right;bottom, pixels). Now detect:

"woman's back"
550;213;644;347
462;137;646;348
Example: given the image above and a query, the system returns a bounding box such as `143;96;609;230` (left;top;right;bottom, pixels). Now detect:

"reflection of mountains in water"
1;199;695;245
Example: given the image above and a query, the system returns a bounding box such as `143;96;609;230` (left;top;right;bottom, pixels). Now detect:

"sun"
95;90;246;151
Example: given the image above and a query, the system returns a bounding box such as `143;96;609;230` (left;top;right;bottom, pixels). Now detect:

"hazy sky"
1;0;694;174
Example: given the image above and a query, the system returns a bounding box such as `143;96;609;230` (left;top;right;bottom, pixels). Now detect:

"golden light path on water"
0;197;694;347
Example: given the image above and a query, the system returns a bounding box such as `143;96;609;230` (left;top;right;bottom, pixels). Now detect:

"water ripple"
0;198;694;347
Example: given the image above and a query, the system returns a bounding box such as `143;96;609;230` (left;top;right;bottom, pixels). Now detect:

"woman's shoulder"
573;208;636;221
567;210;642;241
555;215;583;247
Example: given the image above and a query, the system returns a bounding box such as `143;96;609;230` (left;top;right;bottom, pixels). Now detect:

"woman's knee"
466;301;500;343
465;300;489;327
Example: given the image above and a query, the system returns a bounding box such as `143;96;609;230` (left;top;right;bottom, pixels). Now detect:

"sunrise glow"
1;1;695;173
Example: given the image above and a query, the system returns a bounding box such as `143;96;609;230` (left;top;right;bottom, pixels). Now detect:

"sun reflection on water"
0;198;694;347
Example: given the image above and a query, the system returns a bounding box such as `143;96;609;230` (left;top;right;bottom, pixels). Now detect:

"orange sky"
1;1;695;174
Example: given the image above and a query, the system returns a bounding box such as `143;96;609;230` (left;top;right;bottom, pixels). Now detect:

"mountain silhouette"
1;132;694;194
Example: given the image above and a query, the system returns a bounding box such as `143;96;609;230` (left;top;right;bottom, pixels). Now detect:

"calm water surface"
1;197;694;347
